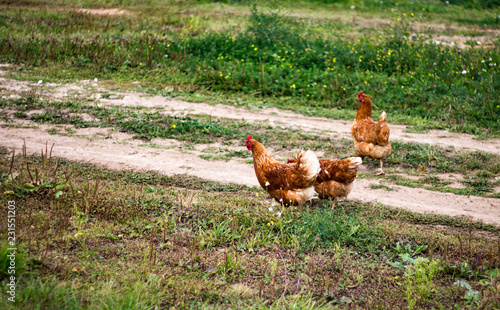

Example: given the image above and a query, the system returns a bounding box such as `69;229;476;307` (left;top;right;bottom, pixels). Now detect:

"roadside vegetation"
1;0;500;309
0;0;499;136
0;149;499;309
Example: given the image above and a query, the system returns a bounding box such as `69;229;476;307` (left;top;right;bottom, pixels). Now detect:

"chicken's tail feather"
294;150;321;181
378;111;387;122
348;157;363;170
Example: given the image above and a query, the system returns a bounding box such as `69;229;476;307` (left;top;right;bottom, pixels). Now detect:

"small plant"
389;240;428;268
2;142;70;199
453;280;480;305
369;184;394;191
405;257;441;310
217;248;247;281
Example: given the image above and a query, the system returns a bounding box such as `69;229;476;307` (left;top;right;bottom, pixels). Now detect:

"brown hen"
245;135;320;206
288;157;362;208
351;91;391;175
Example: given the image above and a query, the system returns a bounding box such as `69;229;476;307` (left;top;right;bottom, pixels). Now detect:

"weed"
389;240;428;268
369;183;394;191
1;142;70;199
405;257;441;310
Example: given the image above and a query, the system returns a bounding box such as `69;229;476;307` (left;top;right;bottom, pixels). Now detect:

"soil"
76;8;129;16
1;75;499;227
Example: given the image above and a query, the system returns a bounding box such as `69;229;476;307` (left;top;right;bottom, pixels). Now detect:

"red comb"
358;91;363;97
246;135;252;140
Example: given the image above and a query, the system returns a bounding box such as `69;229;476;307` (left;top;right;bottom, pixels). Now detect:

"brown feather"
248;138;319;205
288;157;360;200
351;93;391;160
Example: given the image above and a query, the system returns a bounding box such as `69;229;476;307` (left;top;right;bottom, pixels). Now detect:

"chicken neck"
250;140;276;166
355;97;372;121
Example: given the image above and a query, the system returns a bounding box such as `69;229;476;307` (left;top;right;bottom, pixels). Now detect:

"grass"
377;174;500;198
0;1;499;308
0;0;499;136
0;151;499;309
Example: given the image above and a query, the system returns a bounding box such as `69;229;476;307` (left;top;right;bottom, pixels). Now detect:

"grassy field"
0;0;499;135
0;149;499;309
1;0;500;309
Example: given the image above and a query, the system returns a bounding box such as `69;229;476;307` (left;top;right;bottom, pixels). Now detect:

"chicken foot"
331;197;338;210
375;159;385;176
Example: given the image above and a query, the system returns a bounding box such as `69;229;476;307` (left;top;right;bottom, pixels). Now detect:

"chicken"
287;157;362;207
245;135;320;206
351;91;391;175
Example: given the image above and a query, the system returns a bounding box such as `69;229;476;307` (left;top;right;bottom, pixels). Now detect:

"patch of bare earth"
0;75;499;226
353;179;499;226
75;8;129;16
0;126;256;187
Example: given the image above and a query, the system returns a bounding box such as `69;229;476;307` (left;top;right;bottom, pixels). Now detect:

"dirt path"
1;76;499;154
97;92;500;154
2;126;499;226
1;76;499;226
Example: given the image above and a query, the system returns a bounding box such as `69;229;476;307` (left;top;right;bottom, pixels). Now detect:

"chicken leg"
375;159;385;176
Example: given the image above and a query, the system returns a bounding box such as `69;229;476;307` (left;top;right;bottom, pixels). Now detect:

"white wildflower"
265;181;270;186
350;5;355;9
268;207;274;212
94;78;98;83
462;70;467;74
38;80;43;84
276;211;282;217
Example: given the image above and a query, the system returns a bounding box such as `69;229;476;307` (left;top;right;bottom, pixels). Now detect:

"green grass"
383;140;500;174
0;1;499;307
0;152;499;309
0;0;499;136
373;173;500;198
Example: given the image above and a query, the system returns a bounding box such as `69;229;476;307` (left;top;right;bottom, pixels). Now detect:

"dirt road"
1;77;499;226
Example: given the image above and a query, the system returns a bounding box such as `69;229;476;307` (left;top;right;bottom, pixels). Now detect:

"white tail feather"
348;157;363;170
379;111;387;122
294;150;321;181
349;157;363;166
